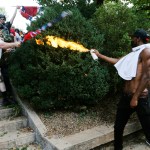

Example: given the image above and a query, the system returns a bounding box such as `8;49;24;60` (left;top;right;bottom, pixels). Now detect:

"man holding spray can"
93;29;150;149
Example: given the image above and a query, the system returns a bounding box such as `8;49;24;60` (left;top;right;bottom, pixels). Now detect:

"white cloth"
114;44;150;80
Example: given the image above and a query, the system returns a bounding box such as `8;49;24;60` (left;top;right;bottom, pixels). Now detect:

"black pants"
114;94;150;150
1;65;12;98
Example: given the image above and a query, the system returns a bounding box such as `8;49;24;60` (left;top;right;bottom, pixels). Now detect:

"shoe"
146;139;150;146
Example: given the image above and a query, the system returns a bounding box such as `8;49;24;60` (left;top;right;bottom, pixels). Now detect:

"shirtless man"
94;29;150;150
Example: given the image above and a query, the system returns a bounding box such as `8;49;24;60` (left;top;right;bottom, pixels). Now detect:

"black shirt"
4;22;12;33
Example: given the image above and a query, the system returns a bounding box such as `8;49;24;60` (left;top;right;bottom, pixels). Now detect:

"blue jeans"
114;93;150;150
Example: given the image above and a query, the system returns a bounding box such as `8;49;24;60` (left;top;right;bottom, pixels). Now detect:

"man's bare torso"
123;56;148;97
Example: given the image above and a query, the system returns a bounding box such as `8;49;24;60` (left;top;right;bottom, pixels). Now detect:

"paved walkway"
124;144;150;150
123;131;150;150
93;130;150;150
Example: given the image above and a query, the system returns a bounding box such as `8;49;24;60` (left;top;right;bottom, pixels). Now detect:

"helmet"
0;14;6;21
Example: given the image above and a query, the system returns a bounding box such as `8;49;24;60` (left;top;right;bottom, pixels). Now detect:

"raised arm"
94;49;119;64
130;47;150;108
10;7;20;25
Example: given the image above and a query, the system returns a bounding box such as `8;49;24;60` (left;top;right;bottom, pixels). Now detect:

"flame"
36;35;89;52
36;39;44;45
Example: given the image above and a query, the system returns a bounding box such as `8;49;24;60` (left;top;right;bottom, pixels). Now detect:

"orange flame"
36;35;89;52
36;39;44;45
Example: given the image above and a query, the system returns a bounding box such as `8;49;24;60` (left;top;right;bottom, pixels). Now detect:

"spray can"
90;49;98;61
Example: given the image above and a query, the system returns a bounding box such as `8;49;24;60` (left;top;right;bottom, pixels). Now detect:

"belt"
123;93;133;97
123;93;148;99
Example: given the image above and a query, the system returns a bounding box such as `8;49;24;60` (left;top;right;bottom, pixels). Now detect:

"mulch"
38;94;137;138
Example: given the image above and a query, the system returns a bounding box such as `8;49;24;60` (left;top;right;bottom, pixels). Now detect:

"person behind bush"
0;7;19;33
93;29;150;149
15;28;22;42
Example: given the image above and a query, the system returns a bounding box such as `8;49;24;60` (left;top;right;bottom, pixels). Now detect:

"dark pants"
114;93;150;150
1;65;13;98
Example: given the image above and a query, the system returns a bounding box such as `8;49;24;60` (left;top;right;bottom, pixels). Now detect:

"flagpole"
22;10;72;42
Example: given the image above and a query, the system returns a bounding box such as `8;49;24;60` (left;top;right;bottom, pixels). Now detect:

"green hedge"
9;7;110;110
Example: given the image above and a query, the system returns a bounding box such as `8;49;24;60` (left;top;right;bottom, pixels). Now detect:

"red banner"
20;6;39;20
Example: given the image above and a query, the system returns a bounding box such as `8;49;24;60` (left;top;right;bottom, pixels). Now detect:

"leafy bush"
9;7;110;110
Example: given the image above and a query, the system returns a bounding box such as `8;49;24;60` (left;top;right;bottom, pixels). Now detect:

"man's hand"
93;49;100;56
130;97;138;108
15;41;21;48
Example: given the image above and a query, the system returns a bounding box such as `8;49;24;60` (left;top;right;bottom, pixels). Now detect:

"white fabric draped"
114;44;150;80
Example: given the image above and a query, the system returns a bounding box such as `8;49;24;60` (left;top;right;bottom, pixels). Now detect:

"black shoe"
146;139;150;146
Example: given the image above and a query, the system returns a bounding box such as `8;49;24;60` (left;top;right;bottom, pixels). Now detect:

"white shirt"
114;44;150;80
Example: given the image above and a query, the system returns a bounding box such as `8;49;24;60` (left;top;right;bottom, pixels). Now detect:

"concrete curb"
0;117;27;132
48;122;142;150
12;86;142;150
0;131;35;149
12;87;54;150
0;107;14;119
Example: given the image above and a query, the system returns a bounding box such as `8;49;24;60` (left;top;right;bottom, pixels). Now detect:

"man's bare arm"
130;48;150;107
94;49;119;64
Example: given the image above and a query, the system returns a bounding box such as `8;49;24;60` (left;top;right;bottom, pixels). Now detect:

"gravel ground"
38;95;137;138
38;97;117;138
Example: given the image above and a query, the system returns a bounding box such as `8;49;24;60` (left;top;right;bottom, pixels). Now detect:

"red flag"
20;6;39;20
23;29;41;42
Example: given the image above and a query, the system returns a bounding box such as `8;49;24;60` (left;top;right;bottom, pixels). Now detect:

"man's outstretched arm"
94;49;120;64
130;47;150;108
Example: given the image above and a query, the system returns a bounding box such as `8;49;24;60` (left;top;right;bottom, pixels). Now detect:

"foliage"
37;0;150;19
128;0;150;18
9;6;110;110
36;0;98;19
91;1;150;55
